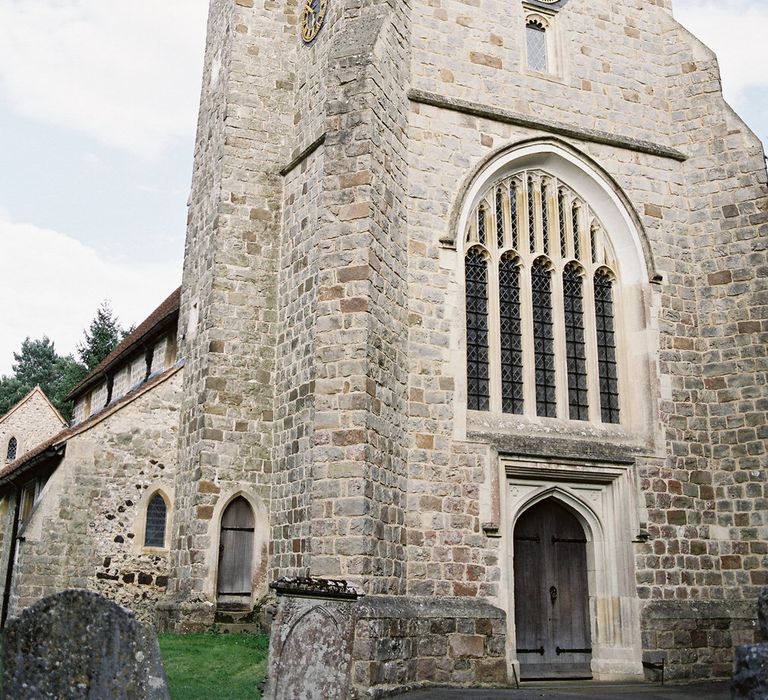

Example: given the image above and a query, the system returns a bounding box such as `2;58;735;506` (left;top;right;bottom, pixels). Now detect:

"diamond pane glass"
6;437;17;462
496;189;505;249
144;494;167;548
594;271;620;423
563;267;589;420
499;257;524;414
527;24;548;73
541;181;550;256
465;249;490;411
477;207;486;245
528;178;536;253
571;204;581;261
532;259;556;417
509;182;519;250
558;191;567;258
591;226;598;264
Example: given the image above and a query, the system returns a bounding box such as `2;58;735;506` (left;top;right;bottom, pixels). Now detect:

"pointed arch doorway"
217;496;255;608
514;498;592;679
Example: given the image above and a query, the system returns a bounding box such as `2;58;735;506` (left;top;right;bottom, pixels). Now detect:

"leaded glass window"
509;181;519;250
591;224;599;264
558;190;567;259
527;177;536;253
526;21;548;73
477;206;487;245
144;493;167;548
541;180;550;256
572;204;581;260
594;270;620;424
465;248;490;411
6;437;17;462
532;259;556;418
463;169;621;425
496;188;505;249
500;256;524;414
563;265;589;420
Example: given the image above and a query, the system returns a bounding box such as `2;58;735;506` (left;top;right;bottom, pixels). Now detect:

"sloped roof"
0;364;182;487
0;386;67;428
67;287;181;401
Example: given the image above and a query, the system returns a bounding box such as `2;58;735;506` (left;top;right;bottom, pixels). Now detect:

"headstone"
2;589;169;700
263;577;363;700
732;589;768;699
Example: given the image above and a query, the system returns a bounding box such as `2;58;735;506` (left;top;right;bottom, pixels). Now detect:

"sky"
0;0;766;376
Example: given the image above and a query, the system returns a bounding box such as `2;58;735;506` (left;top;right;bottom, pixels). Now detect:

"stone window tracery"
463;169;621;424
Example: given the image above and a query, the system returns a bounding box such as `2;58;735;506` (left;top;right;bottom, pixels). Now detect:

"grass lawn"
158;633;269;700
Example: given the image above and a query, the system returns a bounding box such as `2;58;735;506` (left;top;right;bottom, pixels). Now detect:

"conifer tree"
76;301;129;372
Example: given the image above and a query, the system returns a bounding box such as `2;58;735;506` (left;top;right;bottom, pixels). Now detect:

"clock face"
300;0;328;44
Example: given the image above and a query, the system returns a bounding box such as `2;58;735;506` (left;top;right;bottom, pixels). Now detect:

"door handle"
550;585;557;606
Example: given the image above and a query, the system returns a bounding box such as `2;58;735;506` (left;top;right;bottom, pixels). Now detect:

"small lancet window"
594;270;620;424
144;493;168;548
6;437;17;463
465;248;490;411
526;20;548;73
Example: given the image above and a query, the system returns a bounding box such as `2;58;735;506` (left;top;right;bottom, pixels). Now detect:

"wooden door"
514;499;592;679
217;497;255;602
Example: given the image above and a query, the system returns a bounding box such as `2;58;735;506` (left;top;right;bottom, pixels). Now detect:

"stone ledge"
408;88;687;162
356;595;506;620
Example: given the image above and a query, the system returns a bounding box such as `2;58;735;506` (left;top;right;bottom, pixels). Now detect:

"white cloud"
675;0;768;103
0;216;181;375
0;0;208;158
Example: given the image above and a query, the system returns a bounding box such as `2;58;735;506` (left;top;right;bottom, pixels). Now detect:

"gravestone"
263;577;363;700
2;589;168;700
732;588;768;699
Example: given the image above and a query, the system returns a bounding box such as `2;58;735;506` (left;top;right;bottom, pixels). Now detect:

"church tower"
163;0;767;694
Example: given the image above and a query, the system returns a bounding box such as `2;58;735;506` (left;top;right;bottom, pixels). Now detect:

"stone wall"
351;597;507;697
166;0;297;623
179;0;766;689
3;370;182;624
0;389;65;468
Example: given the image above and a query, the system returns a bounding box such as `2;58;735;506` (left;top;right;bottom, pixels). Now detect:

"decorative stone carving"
263;577;363;700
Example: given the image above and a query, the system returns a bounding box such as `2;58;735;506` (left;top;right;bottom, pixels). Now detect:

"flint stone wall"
2;589;168;700
2;371;182;623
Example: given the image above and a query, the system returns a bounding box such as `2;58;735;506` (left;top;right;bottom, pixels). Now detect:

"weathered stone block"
2;590;168;700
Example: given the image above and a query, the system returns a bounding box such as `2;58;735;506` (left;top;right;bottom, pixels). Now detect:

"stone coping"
356;595;506;620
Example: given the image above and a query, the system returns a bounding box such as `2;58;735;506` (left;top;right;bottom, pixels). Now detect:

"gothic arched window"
144;492;168;548
6;437;17;462
464;169;621;424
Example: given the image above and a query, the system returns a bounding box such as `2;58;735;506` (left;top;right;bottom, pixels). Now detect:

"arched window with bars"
463;169;621;425
6;437;17;463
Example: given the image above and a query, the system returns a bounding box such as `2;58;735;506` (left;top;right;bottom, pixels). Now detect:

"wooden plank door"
217;497;255;601
514;499;592;679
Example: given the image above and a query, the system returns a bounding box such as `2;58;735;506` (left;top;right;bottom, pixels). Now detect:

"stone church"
1;0;766;695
